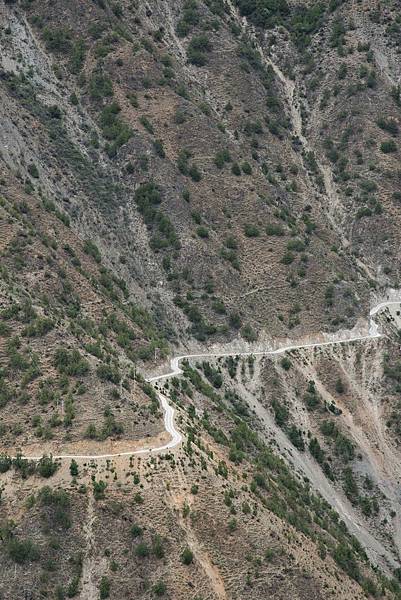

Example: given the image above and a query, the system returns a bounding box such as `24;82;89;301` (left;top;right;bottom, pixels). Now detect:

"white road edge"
10;299;401;461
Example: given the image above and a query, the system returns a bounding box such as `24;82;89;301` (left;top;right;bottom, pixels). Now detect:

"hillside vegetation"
2;0;401;598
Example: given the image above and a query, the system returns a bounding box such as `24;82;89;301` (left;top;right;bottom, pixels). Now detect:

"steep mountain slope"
2;0;401;598
3;0;393;347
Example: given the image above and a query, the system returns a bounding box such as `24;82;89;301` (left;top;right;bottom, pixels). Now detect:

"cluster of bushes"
232;161;252;176
309;437;334;480
96;363;121;385
85;410;124;441
177;149;202;181
271;397;304;450
42;197;70;226
41;26;86;73
320;420;355;462
201;362;222;388
174;296;217;341
138;381;159;414
303;380;320;410
0;453;58;479
89;71;113;100
6;534;40;564
177;0;200;37
99;103;132;158
236;0;289;29
214;149;231;169
236;1;334;51
187;34;212;66
54;348;89;377
39;486;71;529
22;317;54;338
84;239;102;263
134;183;180;251
42;26;72;53
342;468;379;517
221;236;240;270
134;533;166;560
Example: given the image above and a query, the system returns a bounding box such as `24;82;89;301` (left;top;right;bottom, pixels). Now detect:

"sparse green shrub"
37;455;58;478
7;537;40;563
84;239;101;263
152;535;165;559
27;163;39;178
99;576;110;599
131;524;143;538
70;459;78;477
135;542;150;558
189;164;201;181
356;207;372;219
287;238;305;252
377;117;399;136
231;162;241;176
196;226;209;239
241;324;257;342
266;223;284;236
244;224;259;237
335;378;344;394
225;235;238;249
280;357;291;371
153;139;165;158
229;312;241;329
89;72;113;99
381;139;397;153
42;27;71;53
281;251;295;265
214;149;231;168
99;103;132;157
152;581;167;596
84;424;97;439
181;546;194;565
241;161;252;175
139;116;154;134
187;34;212;66
67;577;80;597
54;348;89;376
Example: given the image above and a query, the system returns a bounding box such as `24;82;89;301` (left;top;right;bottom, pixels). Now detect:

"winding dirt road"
12;299;400;461
6;297;401;571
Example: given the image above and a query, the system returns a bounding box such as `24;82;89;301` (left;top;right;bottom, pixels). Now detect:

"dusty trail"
79;494;99;600
167;488;228;600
